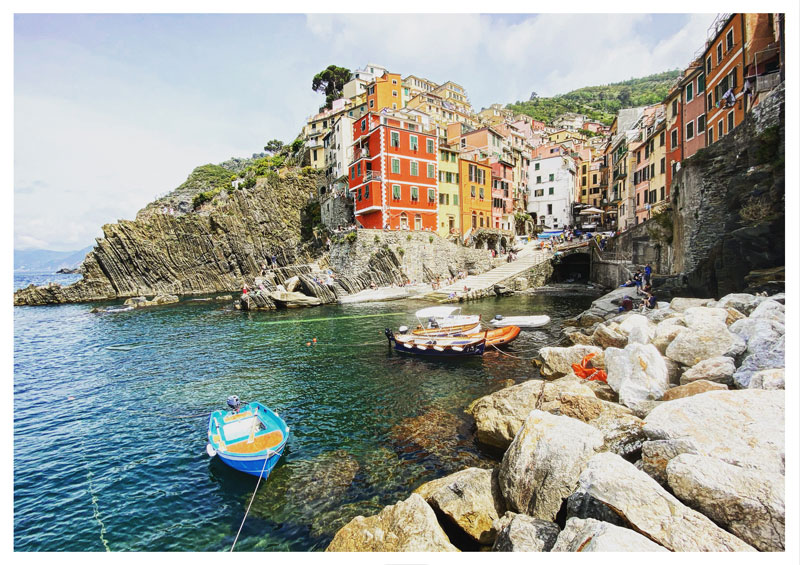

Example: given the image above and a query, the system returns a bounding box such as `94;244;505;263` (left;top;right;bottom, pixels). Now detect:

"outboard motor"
428;317;439;328
398;325;409;334
226;395;242;413
494;314;504;321
384;328;395;343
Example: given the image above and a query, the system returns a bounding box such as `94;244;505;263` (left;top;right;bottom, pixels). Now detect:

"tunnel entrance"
552;252;591;283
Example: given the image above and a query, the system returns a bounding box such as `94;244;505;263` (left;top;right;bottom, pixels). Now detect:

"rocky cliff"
14;166;323;306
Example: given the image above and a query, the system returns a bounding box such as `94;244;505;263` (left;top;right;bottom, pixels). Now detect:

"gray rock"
715;293;762;315
492;512;560;552
553;517;668;552
641;438;698;485
664;357;683;386
729;317;785;358
643;389;785;475
667;454;785;551
414;467;505;545
749;299;785;323
325;493;458;552
539;345;604;379
283;275;301;292
748;368;785;389
669;297;714;312
498;410;604;521
680;356;736;385
733;335;785;388
572;452;755;551
604;343;669;412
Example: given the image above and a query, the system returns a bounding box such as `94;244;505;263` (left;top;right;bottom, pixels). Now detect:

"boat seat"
224;429;284;454
223;410;253;423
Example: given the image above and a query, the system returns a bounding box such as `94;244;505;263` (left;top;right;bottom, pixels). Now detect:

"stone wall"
329;229;492;283
320;192;354;231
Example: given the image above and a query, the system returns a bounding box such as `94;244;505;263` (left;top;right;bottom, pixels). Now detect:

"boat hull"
216;446;286;477
386;328;486;356
490;315;550;328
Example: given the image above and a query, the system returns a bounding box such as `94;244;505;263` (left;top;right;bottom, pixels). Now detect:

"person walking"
644;263;652;285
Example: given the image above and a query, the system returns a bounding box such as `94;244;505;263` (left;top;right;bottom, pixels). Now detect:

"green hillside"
507;70;681;125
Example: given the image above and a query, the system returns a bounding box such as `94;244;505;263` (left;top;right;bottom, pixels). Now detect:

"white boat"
489;314;550;328
414;306;481;331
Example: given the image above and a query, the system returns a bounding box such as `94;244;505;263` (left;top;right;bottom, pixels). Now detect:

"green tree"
312;65;353;106
264;139;284;153
618;87;632;107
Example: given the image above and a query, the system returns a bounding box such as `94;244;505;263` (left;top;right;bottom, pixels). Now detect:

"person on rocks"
633;269;644;292
644;263;652;285
242;283;249;296
618;295;634;313
271;255;278;268
640;291;657;311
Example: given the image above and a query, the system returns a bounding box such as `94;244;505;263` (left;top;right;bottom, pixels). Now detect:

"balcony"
364;171;382;182
756;72;781;93
613;169;627;181
353;147;371;161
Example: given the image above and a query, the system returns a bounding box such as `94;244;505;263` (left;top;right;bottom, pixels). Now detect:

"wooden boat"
414;306;481;330
206;398;289;477
489;315;551;328
412;324;521;348
385;328;486;356
410;321;482;336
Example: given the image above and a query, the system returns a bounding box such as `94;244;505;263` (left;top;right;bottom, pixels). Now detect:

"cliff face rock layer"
15;168;321;306
672;84;784;298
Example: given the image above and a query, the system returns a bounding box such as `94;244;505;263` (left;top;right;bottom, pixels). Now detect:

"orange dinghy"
483;325;521;348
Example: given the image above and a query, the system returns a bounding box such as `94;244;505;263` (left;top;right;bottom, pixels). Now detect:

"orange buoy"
312;338;317;343
306;342;311;346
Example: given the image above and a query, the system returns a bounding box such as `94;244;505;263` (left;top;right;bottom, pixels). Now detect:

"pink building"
680;62;707;159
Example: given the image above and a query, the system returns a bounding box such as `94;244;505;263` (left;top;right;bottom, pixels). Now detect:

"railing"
354;147;371;161
756;72;781;93
364;171;382;182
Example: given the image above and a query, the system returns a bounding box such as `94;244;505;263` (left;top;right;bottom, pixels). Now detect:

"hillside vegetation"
507;70;681;125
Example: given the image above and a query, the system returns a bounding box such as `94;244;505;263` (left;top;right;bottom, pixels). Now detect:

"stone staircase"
427;249;552;302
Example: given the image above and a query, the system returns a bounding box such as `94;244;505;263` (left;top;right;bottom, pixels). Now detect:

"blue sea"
13;271;596;551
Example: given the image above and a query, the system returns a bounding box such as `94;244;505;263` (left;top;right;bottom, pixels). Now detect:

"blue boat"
206;397;289;478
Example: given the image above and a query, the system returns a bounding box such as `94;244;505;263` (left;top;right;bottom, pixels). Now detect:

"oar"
247;407;259;444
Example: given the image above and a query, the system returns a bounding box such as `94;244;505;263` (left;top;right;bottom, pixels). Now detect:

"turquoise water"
14;278;595;551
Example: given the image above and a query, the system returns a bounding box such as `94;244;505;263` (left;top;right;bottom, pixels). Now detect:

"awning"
579;207;604;214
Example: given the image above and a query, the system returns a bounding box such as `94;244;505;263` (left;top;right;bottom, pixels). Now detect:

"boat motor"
494;314;504;320
398;325;409;334
226;395;242;413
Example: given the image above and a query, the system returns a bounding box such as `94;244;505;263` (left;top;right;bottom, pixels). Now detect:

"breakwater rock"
14;167;322;306
326;288;784;552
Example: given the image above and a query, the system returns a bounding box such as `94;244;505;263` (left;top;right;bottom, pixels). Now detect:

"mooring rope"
74;419;111;551
229;450;274;552
489;343;538;360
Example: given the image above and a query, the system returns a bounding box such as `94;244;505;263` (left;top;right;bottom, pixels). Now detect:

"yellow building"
459;157;492;239
366;72;403;112
548;129;586;144
437;147;461;238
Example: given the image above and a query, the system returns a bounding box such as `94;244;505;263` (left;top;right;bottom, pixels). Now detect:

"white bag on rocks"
604;343;669;412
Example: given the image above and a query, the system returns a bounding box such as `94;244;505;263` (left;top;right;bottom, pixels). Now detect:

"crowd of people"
618;262;657;312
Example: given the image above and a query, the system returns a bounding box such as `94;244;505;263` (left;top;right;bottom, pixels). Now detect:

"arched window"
414;214;422;231
400;212;408;229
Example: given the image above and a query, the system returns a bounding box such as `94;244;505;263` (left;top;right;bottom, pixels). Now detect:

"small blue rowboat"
206;398;289;478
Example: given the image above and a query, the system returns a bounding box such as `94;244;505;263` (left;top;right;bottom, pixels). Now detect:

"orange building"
366;72;404;112
349;112;438;230
459;158;492;237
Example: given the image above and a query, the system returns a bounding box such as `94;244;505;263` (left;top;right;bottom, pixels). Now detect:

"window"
364;184;369;198
637;151;642;164
727;111;734;133
356;162;361;176
471;185;476;198
358;186;362;201
369;100;374;108
480;216;484;228
636;193;640;206
392;184;401;199
708;127;714;145
718;119;724;139
650;189;656;204
391;158;400;174
479;187;485;199
686;82;693;102
686;121;694;140
390;131;399;147
706;55;712;74
536;176;541;184
716;42;723;64
660;132;665;146
427;163;435;178
409;135;418;151
427;139;434;153
534;162;540;170
410;161;419;176
414;214;422;230
726;29;734;51
534;189;544;197
361;119;367;131
410;186;419;201
697;73;705;93
698;115;706;133
428;188;436;203
392;90;397;98
650;163;655;178
471;212;477;229
671;129;678;149
548;173;554;181
549;187;554;195
547;204;553;215
453;194;458;205
593;174;597;184
661;186;666;201
707;92;713;111
660;157;666;174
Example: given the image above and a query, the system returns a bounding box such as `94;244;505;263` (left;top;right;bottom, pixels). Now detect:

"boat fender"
206;443;217;457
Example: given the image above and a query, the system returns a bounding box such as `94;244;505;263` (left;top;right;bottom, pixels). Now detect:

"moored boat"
411;324;521;348
385;328;486;356
414;306;481;330
489;314;551;328
206;396;289;477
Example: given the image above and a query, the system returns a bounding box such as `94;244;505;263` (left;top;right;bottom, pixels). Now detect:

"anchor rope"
75;420;111;551
229;449;274;552
488;343;539;360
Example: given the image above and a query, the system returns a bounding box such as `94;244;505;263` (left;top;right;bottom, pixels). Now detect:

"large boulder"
643;389;784;475
570;452;755;551
498;410;604;521
283;275;301;292
414;467;505;545
666;454;785;551
651;320;687;354
715;292;762;315
268;290;322;307
665;318;740;366
680;356;736;385
552;517;668;552
326;493;458;552
669;297;714;312
492;512;560;552
617;314;656;344
604;343;669;412
591;323;627;349
683;306;728;328
538;345;604;379
640;438;698;485
749;299;785;323
467;377;595;451
662;380;727;401
733;335;785;389
729;317;785;358
748;368;785;390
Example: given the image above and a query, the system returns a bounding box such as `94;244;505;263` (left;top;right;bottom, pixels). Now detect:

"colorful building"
680;61;707;160
665;83;682;195
490;159;514;231
437;146;461;238
349;112;438;230
459;158;492;238
366;72;404;112
527;154;576;230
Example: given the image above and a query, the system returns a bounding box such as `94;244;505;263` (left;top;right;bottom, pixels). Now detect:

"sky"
14;12;719;251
